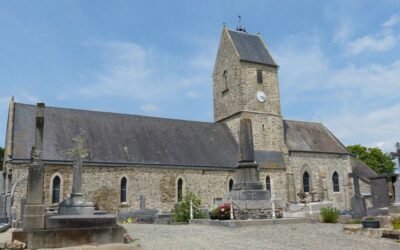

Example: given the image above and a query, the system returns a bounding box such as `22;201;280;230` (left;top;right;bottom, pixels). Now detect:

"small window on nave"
229;179;234;191
120;177;127;203
52;175;61;204
303;172;310;193
332;172;340;192
177;178;183;202
266;176;271;192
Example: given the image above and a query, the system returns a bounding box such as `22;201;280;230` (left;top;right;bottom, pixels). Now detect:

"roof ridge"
284;119;322;125
14;102;215;125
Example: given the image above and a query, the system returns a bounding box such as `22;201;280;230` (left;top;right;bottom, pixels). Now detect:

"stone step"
382;230;400;240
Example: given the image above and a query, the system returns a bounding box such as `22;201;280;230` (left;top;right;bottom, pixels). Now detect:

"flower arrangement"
210;203;231;220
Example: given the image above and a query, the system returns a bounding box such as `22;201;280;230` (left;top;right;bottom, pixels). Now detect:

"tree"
0;147;3;171
347;144;395;174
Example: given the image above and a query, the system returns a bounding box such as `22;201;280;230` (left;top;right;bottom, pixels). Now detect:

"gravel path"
124;223;400;250
0;224;398;249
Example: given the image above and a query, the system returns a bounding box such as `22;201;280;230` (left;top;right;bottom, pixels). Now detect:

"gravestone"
350;168;367;218
370;175;390;209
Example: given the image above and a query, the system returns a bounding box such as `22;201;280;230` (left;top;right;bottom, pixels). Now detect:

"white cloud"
275;37;400;153
333;23;351;43
383;14;400;28
345;31;397;54
186;91;199;99
140;103;159;113
326;103;400;153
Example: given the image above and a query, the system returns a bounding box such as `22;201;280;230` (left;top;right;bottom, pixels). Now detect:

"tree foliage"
347;144;395;174
0;147;3;171
174;190;207;222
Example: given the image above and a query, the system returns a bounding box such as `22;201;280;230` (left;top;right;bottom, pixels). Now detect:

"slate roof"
9;103;349;169
11;103;239;168
352;159;378;183
283;120;348;154
228;30;278;67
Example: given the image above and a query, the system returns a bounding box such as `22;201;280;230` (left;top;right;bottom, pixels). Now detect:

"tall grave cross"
390;142;400;205
59;134;94;215
65;135;89;197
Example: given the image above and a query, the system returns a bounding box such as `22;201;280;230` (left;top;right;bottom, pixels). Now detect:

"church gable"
283;120;348;154
11;103;239;168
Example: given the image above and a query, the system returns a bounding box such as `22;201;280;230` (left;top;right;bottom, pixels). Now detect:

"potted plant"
361;217;380;228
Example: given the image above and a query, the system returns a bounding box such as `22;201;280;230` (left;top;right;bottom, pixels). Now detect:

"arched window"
223;70;228;91
120;177;127;203
266;176;271;192
303;172;310;193
229;179;234;191
52;176;61;204
332;172;340;192
177;178;183;202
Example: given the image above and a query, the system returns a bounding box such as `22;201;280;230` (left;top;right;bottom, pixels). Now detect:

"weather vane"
236;15;246;33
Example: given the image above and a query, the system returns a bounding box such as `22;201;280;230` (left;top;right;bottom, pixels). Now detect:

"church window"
229;179;234;191
177;178;183;202
332;172;340;192
52;176;61;204
257;70;263;84
303;172;310;193
120;177;127;203
266;176;271;192
222;70;228;92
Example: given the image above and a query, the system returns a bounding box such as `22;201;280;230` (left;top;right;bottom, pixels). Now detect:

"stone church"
2;27;375;222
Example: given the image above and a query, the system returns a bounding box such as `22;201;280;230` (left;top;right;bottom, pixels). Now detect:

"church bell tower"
213;27;286;153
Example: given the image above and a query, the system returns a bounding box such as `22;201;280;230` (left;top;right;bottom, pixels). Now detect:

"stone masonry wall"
290;152;354;210
10;163;241;222
258;168;288;203
222;112;287;152
213;28;242;122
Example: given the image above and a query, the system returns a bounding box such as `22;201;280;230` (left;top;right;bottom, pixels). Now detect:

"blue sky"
1;1;400;153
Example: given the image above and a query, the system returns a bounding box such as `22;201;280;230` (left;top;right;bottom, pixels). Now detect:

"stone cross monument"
350;166;367;218
229;118;270;219
23;103;46;230
232;118;264;191
58;135;94;215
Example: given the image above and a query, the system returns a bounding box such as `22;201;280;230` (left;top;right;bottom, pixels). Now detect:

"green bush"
320;207;340;223
392;218;400;230
174;191;207;223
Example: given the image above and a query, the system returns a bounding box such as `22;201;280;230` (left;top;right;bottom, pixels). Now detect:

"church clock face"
256;91;266;103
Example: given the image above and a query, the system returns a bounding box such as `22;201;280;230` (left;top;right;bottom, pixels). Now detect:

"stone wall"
289;152;354;210
258;168;288;203
222;112;287;152
9;163;241;222
213;27;242;122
